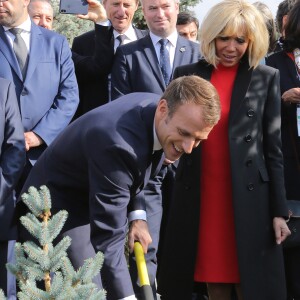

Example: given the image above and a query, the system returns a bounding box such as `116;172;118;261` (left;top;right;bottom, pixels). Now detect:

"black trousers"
284;246;300;300
0;241;9;295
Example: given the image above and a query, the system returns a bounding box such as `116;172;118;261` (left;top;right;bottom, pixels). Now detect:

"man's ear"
24;0;30;8
156;99;168;117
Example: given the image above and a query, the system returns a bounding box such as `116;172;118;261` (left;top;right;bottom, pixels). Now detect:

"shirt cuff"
118;296;137;300
96;20;110;26
128;210;147;222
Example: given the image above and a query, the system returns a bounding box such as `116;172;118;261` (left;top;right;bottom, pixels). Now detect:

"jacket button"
244;135;252;142
247;109;255;117
184;185;190;190
246;159;252;167
247;183;254;191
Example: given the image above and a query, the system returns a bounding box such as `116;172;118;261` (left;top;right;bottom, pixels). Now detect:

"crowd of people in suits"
0;0;300;299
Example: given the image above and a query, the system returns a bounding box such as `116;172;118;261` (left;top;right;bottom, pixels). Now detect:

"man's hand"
128;220;152;254
24;131;43;151
77;0;107;23
273;217;291;245
282;87;300;104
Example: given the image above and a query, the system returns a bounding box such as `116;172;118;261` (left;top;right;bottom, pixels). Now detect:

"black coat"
266;51;300;199
158;59;288;300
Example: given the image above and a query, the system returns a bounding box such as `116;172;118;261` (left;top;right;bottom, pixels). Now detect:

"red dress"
194;63;240;283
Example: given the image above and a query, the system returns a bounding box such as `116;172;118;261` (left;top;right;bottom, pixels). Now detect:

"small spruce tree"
1;186;106;300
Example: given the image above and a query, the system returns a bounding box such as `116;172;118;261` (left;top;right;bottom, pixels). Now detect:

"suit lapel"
142;35;166;90
24;23;43;83
0;26;23;80
134;27;148;39
172;37;189;73
229;60;253;124
194;59;214;81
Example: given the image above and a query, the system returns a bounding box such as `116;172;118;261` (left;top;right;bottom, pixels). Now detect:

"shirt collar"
113;25;137;41
3;16;31;33
149;30;178;48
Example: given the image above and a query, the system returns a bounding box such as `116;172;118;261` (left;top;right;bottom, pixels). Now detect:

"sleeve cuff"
96;20;110;26
118;296;137;300
128;210;147;222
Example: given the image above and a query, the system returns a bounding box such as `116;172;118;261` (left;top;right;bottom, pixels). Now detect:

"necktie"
10;28;28;78
159;39;171;86
116;34;126;46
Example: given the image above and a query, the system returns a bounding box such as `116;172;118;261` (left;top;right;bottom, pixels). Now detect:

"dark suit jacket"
158;59;288;300
0;78;25;240
111;34;200;99
72;24;147;117
0;22;79;163
266;51;300;199
19;93;163;299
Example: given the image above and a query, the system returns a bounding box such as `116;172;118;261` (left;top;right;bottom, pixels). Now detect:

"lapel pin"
179;47;186;52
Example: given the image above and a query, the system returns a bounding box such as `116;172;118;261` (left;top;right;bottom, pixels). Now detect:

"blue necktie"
159;39;171;86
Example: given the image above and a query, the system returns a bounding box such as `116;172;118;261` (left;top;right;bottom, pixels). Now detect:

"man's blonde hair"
162;75;221;127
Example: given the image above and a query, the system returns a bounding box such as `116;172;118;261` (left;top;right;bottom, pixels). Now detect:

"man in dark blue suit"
111;0;200;98
19;76;221;300
111;0;200;295
0;0;79;189
72;0;148;118
0;78;25;297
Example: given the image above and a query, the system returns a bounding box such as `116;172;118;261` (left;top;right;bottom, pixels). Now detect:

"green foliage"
1;186;106;300
50;0;95;46
0;290;5;300
133;0;202;29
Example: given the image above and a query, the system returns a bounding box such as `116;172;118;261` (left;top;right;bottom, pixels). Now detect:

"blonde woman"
158;1;290;300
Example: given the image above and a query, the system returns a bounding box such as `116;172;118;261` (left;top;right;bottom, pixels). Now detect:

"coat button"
244;135;252;142
246;159;252;167
247;109;255;117
247;183;254;191
184;185;190;190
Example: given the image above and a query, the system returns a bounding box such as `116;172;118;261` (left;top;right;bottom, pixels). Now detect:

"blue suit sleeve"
0;80;25;205
32;37;79;145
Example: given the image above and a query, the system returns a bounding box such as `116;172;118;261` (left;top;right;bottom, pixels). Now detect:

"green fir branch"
20;213;41;238
23;241;51;270
39;185;52;212
48;237;71;272
77;252;104;284
48;272;64;298
47;210;69;243
21;187;45;217
60;257;77;281
0;289;6;300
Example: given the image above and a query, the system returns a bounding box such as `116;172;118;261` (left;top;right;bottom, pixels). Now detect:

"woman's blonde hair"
199;0;269;68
